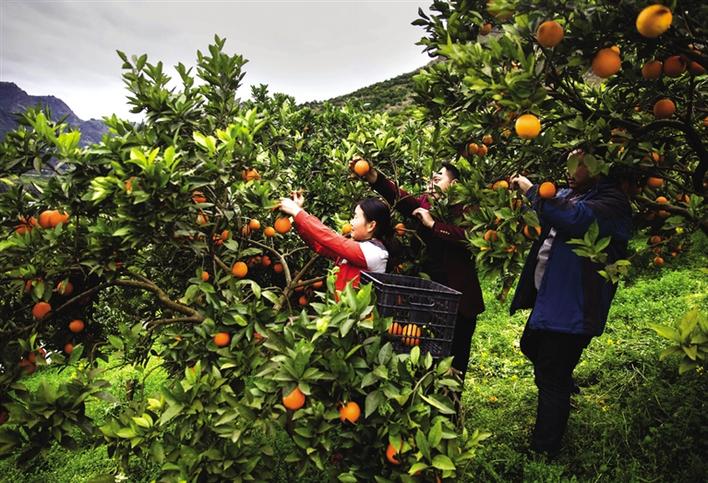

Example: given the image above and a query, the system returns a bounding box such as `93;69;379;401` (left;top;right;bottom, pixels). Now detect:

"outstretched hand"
510;174;533;194
412;207;435;228
279;190;305;216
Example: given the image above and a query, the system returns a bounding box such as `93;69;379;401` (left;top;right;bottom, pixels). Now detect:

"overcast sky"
0;0;432;120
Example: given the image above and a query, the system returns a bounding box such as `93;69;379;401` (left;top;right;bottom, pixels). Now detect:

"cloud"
1;0;431;119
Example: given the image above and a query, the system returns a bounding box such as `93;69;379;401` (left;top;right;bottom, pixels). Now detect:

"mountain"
0;82;107;146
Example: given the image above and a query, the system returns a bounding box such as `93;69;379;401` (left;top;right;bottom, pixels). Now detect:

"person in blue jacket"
509;153;633;456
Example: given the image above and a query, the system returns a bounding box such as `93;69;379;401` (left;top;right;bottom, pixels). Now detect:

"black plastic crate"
360;272;461;358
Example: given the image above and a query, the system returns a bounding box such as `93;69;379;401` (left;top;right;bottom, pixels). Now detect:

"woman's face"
350;205;376;241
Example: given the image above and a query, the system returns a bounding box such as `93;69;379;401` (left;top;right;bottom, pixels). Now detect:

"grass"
1;243;706;482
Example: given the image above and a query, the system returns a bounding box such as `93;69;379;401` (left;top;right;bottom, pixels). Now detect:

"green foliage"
650;308;708;374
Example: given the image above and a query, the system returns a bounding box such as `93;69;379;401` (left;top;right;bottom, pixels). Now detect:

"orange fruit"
273;262;284;274
19;358;36;374
200;271;210;282
338;401;361;424
653;98;676;119
653;256;665;267
477;144;488;157
538;181;557;199
68;319;85;333
492;180;509;190
536;20;564;48
386;443;401;465
689;61;705;75
649;235;663;245
641;60;663;80
14;215;37;235
274;217;292;234
213;331;231;347
264;226;276;237
231;261;248;278
388;321;404;336
196;212;209;225
248;219;261;230
56;280;74;296
253;331;265;343
523;225;542;239
48;210;69;227
282;387;306;410
341;223;352;235
298;295;308;306
483;229;498;242
636;4;672;38
515;114;541;139
655;196;668;204
479;22;493;36
242;168;260;181
592;48;621;78
646;177;664;188
191;191;207;203
32;301;51;320
467;142;479;155
261;255;272;267
395;223;406;236
402;324;421;346
663;55;686;77
312;280;324;289
38;210;55;228
353;159;370;176
64;342;74;354
657;210;670;218
482;134;494;145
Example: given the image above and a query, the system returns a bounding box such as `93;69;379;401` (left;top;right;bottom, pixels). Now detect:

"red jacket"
293;210;388;292
372;174;485;317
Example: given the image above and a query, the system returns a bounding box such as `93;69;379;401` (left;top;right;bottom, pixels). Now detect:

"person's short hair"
441;162;461;181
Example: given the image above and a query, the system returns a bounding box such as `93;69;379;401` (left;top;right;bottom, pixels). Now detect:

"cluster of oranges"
14;209;70;235
467;134;493;157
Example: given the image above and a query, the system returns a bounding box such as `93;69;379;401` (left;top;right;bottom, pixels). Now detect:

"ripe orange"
19;358;36;374
14;215;37;235
689;61;706;75
663;55;686;77
274;217;292;234
49;210;69;227
213;331;231;347
192;191;207;203
477;144;488;157
248;219;261;230
282;387;306;410
200;271;210;282
482;134;494;145
56;280;74;296
523;225;542;239
483;229;498;242
641;60;663;80
653;98;676;119
298;295;308;306
479;22;492;36
64;342;74;354
649;235;662;245
592;48;621;78
341;223;352;235
353;159;370;176
386;443;401;465
492;180;509;190
273;262;284;273
655;196;668;204
657;210;670;218
515;114;541;139
231;261;248;278
388;321;404;336
653;256;665;267
260;255;271;267
312;280;324;289
253;331;265;343
538;181;557;199
394;223;406;236
38;210;55;228
339;401;361;424
646;177;664;188
242;168;260;181
636;4;672;38
467;142;479;155
68;319;85;333
32;301;51;320
402;324;421;346
536;20;564;48
196;212;209;225
264;226;276;237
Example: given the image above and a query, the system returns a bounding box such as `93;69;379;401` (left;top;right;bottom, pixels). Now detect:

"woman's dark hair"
441;162;461;181
357;198;401;272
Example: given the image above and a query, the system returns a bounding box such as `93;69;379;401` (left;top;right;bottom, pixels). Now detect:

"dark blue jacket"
510;179;632;336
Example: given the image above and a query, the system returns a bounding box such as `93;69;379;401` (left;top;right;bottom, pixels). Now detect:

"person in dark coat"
509;156;633;456
351;157;485;375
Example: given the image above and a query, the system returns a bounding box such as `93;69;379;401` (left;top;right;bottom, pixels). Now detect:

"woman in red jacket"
279;192;393;292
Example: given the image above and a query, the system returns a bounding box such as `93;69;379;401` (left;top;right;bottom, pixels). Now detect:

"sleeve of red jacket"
371;173;421;217
294;211;368;267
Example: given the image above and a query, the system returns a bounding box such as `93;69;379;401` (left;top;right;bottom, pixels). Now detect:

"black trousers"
520;325;592;454
451;313;477;375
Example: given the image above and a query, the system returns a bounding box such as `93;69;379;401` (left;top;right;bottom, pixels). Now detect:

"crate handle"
409;300;435;308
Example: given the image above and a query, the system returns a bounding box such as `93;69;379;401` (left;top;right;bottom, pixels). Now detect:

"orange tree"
412;0;706;296
0;36;487;480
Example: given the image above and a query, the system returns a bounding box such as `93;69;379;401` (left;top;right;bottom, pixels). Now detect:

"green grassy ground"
2;247;706;482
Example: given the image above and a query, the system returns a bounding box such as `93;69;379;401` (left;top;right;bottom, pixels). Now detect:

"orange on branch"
56;280;74;296
641;60;663;80
213;331;231;347
282;387;306;411
538;182;557;199
386;443;402;465
264;226;276;237
592;48;621;78
248;219;261;230
338;401;361;424
353;159;370;176
32;301;51;320
653;98;676;119
68;319;85;333
663;55;687;77
200;271;210;282
515;114;541;139
274;217;292;234
646;177;664;188
231;261;248;278
636;4;672;38
536;20;564;48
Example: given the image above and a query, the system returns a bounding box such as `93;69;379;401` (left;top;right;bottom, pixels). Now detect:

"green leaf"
428;420;443;447
432;454;456;471
365;390;383;418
